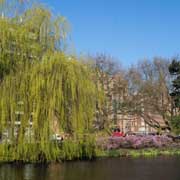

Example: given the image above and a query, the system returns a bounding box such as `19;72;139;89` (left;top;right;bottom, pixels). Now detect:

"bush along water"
96;135;180;158
97;135;174;150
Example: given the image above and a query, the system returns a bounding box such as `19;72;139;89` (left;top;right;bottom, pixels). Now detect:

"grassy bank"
0;134;180;163
0;146;180;163
96;148;180;158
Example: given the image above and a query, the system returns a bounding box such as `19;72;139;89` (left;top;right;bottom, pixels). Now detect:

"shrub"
171;115;180;135
97;135;173;150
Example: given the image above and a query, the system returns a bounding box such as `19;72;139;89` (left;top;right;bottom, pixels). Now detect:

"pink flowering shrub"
97;135;173;150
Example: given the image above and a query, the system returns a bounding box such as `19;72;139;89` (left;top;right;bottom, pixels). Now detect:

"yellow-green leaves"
0;52;97;161
0;0;99;162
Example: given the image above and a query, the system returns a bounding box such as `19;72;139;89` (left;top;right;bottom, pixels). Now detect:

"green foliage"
169;59;180;108
0;4;69;80
0;52;97;162
0;1;99;162
170;115;180;135
169;59;180;133
60;135;96;160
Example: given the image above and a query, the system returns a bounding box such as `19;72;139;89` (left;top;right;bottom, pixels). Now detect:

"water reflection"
0;157;180;180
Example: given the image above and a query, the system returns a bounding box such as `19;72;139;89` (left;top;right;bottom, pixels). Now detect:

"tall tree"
0;0;98;161
169;59;180;134
0;4;69;81
124;58;171;130
87;53;121;130
169;59;180;110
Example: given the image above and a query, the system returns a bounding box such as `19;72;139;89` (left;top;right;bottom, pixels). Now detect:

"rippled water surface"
0;157;180;180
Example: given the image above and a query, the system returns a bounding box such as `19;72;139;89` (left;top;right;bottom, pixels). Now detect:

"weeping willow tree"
0;52;98;162
0;0;70;80
0;1;100;162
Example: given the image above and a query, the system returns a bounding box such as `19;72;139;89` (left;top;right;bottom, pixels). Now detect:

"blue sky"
41;0;180;67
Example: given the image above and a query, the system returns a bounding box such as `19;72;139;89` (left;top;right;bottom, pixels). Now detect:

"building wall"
116;115;155;134
103;73;159;134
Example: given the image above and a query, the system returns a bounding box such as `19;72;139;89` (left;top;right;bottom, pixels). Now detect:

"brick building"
103;73;167;134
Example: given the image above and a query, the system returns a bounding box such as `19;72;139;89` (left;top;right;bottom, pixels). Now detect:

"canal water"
0;157;180;180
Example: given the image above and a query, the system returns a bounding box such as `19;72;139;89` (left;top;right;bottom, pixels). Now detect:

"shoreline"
0;147;180;164
96;147;180;158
